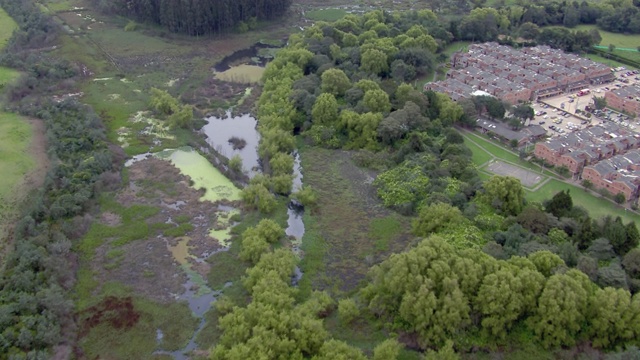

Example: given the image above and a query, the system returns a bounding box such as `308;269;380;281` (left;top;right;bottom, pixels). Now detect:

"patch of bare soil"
79;296;140;333
91;158;238;303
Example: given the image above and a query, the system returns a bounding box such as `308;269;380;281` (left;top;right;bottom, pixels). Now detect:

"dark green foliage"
596;261;628;289
588;238;616;261
623;249;640;279
0;8;112;356
96;0;293;35
545;190;573;219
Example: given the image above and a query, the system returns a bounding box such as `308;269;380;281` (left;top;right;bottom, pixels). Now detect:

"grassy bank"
0;113;35;202
526;179;640;224
574;24;640;49
461;130;640;224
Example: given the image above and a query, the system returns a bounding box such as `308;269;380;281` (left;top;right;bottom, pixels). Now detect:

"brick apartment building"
581;150;640;201
604;84;640;117
425;43;615;104
534;123;640;174
534;123;640;200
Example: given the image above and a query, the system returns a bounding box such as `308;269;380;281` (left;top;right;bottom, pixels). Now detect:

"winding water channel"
125;114;305;358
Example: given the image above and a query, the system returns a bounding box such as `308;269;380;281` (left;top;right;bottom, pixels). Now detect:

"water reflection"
202;111;261;177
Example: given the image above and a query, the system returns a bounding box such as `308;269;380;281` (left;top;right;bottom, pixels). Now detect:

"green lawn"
574;24;640;49
0;7;17;51
526;179;640;224
462;131;554;175
0;113;35;202
584;53;632;69
44;0;77;12
305;8;348;22
462;134;494;166
461;130;640;224
442;41;471;57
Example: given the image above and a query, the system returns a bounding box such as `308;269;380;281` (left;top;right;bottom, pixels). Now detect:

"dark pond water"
213;41;281;72
202;111;261;177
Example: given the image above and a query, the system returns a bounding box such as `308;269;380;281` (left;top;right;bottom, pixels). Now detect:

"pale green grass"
45;0;77;12
0;113;35;202
462;131;551;175
0;7;17;51
585;53;633;69
526;179;640;224
574;24;640;49
442;41;471;57
305;8;348;22
0;66;20;86
459;131;639;224
462;134;493;166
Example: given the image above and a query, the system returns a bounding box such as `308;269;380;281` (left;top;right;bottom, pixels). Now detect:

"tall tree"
483;176;525;216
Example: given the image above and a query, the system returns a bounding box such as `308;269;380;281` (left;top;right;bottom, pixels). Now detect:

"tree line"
0;0;115;358
248;9;640;356
93;0;293;35
361;235;640;351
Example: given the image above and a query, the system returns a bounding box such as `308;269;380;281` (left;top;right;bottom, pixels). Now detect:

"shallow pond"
213;41;281;72
202;112;261;177
214;64;265;84
155;147;241;202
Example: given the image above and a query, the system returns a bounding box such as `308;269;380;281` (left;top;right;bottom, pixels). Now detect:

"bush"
338;298;359;324
124;21;138;31
291;186;318;208
229;155;243;173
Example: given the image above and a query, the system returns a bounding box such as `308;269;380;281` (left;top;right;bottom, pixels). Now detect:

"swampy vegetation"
2;0;640;358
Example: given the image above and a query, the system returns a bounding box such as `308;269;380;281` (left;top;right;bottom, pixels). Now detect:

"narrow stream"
287;151;305;285
134;110;305;358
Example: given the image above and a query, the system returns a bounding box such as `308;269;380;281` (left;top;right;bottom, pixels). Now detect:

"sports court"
484;160;545;188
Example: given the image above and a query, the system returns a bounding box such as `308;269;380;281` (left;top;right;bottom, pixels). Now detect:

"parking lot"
530;68;640;138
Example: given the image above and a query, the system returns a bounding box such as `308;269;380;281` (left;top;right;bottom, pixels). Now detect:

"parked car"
549;125;556;130
581;120;589;125
538;121;546;125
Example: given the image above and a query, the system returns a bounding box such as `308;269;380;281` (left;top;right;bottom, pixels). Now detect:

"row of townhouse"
534;123;640;200
582;150;640;201
604;84;640;117
426;43;615;104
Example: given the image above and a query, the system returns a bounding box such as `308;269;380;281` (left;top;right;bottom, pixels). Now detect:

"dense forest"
93;0;293;35
0;0;115;358
225;9;640;357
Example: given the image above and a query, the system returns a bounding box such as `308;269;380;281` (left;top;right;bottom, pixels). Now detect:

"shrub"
338;298;359;324
124;21;138;32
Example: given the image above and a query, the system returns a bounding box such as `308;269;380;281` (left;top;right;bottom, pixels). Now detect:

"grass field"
299;147;412;296
584;53;631;69
462;131;556;176
526;179;640;224
0;113;35;203
461;130;640;224
305;8;348;21
0;7;17;50
574;24;640;49
442;41;471;57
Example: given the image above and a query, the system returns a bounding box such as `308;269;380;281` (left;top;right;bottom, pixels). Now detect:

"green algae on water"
208;208;240;247
155;147;241;202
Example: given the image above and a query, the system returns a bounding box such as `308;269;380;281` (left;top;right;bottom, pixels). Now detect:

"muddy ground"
91;158;238;303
